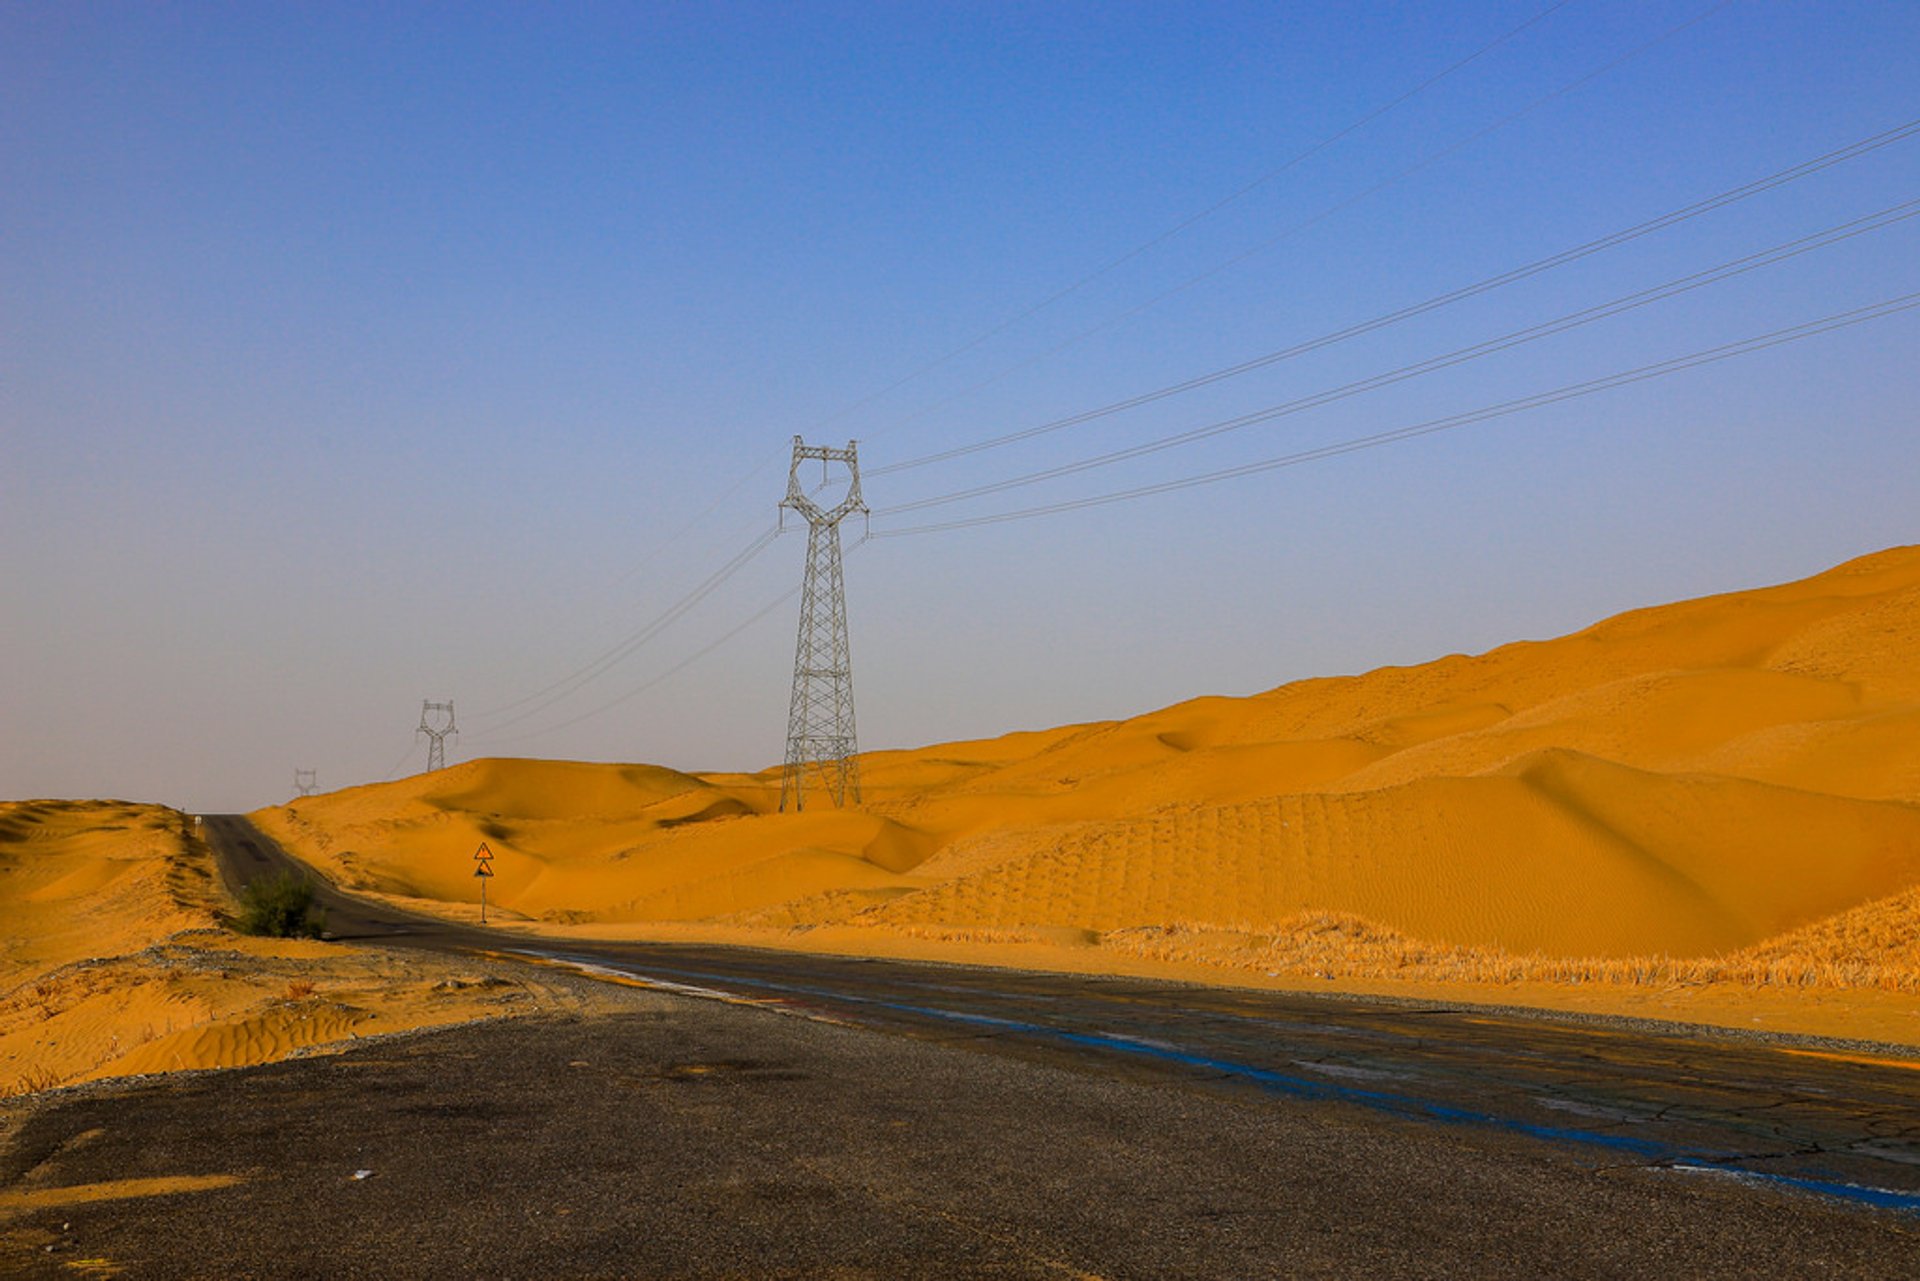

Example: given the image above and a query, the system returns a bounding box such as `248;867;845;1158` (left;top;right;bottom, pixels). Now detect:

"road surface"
2;814;1913;1277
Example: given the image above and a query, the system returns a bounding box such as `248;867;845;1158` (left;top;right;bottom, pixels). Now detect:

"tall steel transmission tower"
293;768;318;798
780;436;866;812
418;700;457;773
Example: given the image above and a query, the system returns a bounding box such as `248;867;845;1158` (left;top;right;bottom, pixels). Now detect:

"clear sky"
5;2;1917;813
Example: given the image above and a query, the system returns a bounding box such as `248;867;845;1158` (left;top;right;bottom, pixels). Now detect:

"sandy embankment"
0;800;618;1097
256;546;1920;1048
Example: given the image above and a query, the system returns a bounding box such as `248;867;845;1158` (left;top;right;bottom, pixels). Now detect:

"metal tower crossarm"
782;438;866;527
780;437;867;812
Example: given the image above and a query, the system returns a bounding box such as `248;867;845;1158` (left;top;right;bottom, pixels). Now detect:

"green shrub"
237;871;328;939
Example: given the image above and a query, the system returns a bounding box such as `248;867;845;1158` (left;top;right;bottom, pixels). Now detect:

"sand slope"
0;801;616;1096
254;546;1920;1039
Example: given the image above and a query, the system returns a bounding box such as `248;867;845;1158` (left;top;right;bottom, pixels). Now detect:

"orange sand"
0;801;619;1096
254;546;1920;1046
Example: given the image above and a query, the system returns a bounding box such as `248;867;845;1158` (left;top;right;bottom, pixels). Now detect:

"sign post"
473;842;495;924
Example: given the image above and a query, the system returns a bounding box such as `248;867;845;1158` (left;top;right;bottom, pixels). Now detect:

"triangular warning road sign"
474;842;493;861
474;863;494;878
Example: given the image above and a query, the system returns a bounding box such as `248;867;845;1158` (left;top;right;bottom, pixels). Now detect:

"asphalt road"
4;815;1916;1277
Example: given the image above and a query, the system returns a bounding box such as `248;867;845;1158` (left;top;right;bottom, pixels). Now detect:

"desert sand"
248;544;1920;1046
0;800;618;1096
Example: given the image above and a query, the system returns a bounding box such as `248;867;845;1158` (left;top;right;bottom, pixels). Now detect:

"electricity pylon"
780;436;866;811
293;768;318;798
418;700;457;773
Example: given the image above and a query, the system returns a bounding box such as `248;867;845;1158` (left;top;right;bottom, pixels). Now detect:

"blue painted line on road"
515;949;1920;1216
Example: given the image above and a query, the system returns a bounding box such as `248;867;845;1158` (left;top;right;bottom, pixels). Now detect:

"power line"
865;0;1736;448
612;457;778;590
467;522;784;730
870;291;1920;538
465;525;885;752
876;199;1920;518
380;738;422;781
470;468;859;733
470;585;805;747
871;118;1920;478
463;460;857;747
800;0;1581;440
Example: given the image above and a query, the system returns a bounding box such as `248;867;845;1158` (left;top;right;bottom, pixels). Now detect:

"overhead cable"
380;739;422;782
869;291;1920;538
472;536;876;748
876;199;1920;518
801;1;1580;440
474;580;808;746
871;118;1920;477
467;523;784;730
868;0;1736;446
613;458;778;590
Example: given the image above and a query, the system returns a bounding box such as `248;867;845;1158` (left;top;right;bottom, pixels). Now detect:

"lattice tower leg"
781;519;861;810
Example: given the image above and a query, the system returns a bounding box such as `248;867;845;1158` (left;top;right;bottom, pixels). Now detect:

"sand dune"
254;545;1920;1042
862;750;1920;955
0;800;618;1096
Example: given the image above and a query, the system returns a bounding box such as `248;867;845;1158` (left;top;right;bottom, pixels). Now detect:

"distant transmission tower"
293;768;318;798
780;437;867;811
418;700;457;773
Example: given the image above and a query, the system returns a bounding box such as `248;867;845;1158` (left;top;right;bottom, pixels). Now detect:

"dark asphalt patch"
5;993;1920;1280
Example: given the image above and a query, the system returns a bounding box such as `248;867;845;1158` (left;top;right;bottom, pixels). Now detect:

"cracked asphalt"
3;816;1915;1276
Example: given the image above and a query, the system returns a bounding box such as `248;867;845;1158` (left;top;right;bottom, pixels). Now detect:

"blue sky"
4;2;1917;811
